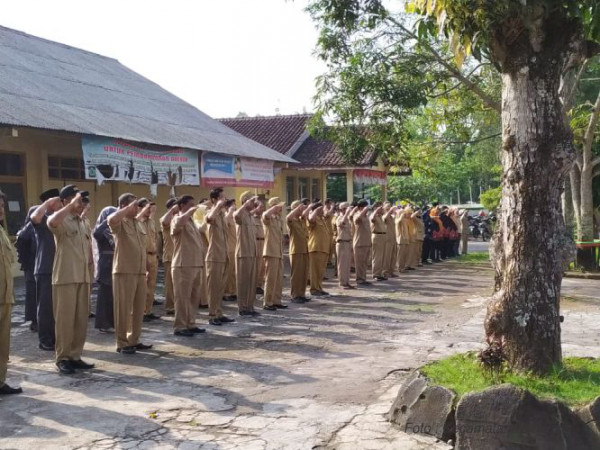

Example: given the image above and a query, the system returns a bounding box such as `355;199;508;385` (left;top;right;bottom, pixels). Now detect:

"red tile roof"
293;135;377;168
219;114;311;155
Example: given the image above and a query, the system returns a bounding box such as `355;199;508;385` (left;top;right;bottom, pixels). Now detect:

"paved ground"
1;253;599;450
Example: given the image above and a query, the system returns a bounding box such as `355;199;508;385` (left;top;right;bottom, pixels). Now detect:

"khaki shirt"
226;215;236;255
162;224;174;262
336;214;351;242
385;215;396;244
263;213;284;258
171;214;204;268
235;208;257;258
414;216;425;241
353;212;371;248
50;214;91;285
395;213;410;245
0;225;14;304
206;208;228;263
141;218;158;253
287;218;308;255
370;214;386;234
308;216;331;253
110;217;147;275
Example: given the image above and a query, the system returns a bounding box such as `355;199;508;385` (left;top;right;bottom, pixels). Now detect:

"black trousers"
422;239;432;262
95;282;114;330
35;274;55;347
24;270;37;323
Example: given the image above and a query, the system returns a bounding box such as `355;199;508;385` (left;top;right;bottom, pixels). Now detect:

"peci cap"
176;195;194;207
240;190;252;203
136;197;149;208
267;197;285;208
165;197;178;209
290;200;302;209
118;193;136;207
39;188;60;202
339;202;350;209
59;184;88;200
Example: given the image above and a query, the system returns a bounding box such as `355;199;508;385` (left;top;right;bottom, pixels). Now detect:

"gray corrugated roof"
0;25;295;163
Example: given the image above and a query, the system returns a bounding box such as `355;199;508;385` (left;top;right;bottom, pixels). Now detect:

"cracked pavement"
1;258;598;449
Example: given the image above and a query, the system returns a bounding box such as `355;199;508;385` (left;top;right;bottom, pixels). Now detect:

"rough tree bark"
485;11;582;374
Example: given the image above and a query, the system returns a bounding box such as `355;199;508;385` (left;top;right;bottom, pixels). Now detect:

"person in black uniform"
93;206;117;332
29;188;61;351
15;207;38;331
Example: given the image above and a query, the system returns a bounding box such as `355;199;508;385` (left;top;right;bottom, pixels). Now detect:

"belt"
256;238;265;241
336;240;351;243
372;232;386;235
147;252;157;255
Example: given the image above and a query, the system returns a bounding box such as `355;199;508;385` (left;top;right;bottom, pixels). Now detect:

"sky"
0;0;324;118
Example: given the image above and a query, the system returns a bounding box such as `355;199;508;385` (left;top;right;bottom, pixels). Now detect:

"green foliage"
456;251;491;264
421;353;600;407
480;186;502;212
326;173;348;202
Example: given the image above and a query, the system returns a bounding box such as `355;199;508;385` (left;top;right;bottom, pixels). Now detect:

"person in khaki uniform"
206;188;235;326
370;202;388;281
395;206;411;273
383;202;397;278
48;185;95;374
308;202;331;296
253;201;266;295
262;197;287;310
404;206;418;270
137;198;160;322
335;202;355;290
0;191;22;394
412;209;425;267
286;199;310;303
193;201;211;308
171;195;206;336
352;200;372;286
108;193;153;354
234;192;260;316
223;200;237;302
160;198;178;315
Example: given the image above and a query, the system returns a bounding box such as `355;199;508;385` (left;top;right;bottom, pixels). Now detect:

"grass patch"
420;353;600;406
455;251;490;264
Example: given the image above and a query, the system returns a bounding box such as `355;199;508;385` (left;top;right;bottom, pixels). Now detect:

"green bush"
480;186;501;212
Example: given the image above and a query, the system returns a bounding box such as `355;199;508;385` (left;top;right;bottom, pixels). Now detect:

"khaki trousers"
172;266;201;331
461;234;468;255
145;254;159;314
53;283;90;361
256;241;265;288
371;234;386;278
263;256;284;306
384;238;397;277
225;251;236;296
207;260;227;318
289;253;308;299
113;274;146;349
414;241;424;267
0;303;11;385
164;261;175;312
236;257;257;312
200;267;208;306
309;251;328;293
397;244;409;272
336;241;352;286
353;245;371;282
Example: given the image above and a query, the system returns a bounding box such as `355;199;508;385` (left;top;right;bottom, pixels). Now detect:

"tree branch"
559;59;588;110
582;89;600;167
592;156;600;168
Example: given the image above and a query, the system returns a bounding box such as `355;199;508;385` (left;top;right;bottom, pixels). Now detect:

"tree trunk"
570;164;582;235
563;177;574;234
486;17;578;374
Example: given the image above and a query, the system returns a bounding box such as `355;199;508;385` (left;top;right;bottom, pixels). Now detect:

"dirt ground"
1;259;598;450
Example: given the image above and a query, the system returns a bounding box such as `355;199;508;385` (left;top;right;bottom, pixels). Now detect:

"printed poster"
201;152;274;188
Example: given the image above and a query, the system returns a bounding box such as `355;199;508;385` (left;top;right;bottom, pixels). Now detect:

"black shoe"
135;343;153;350
318;290;330;296
56;360;75;374
342;284;356;290
143;314;153;323
198;305;209;309
98;328;113;334
239;310;253;316
263;305;277;311
153;300;163;306
209;318;222;326
223;295;237;302
219;316;235;323
291;297;307;304
250;310;261;316
165;310;175;316
406;267;416;271
374;276;386;281
0;384;23;395
274;304;288;309
357;280;372;286
29;321;38;332
147;313;161;321
88;312;96;319
117;346;137;354
39;342;55;351
174;329;194;337
256;287;265;295
302;297;311;302
70;359;95;370
188;327;206;334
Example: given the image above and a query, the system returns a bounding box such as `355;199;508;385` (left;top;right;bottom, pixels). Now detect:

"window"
298;177;309;200
48;156;85;180
285;176;295;204
0;153;24;176
311;178;320;201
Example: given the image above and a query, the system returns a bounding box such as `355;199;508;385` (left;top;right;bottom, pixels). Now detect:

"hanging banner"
82;135;200;187
201;152;274;188
353;169;387;186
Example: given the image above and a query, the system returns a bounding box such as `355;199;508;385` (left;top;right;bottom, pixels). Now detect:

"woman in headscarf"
93;206;117;332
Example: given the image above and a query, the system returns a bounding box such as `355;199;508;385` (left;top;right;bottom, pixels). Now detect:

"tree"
308;0;600;374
